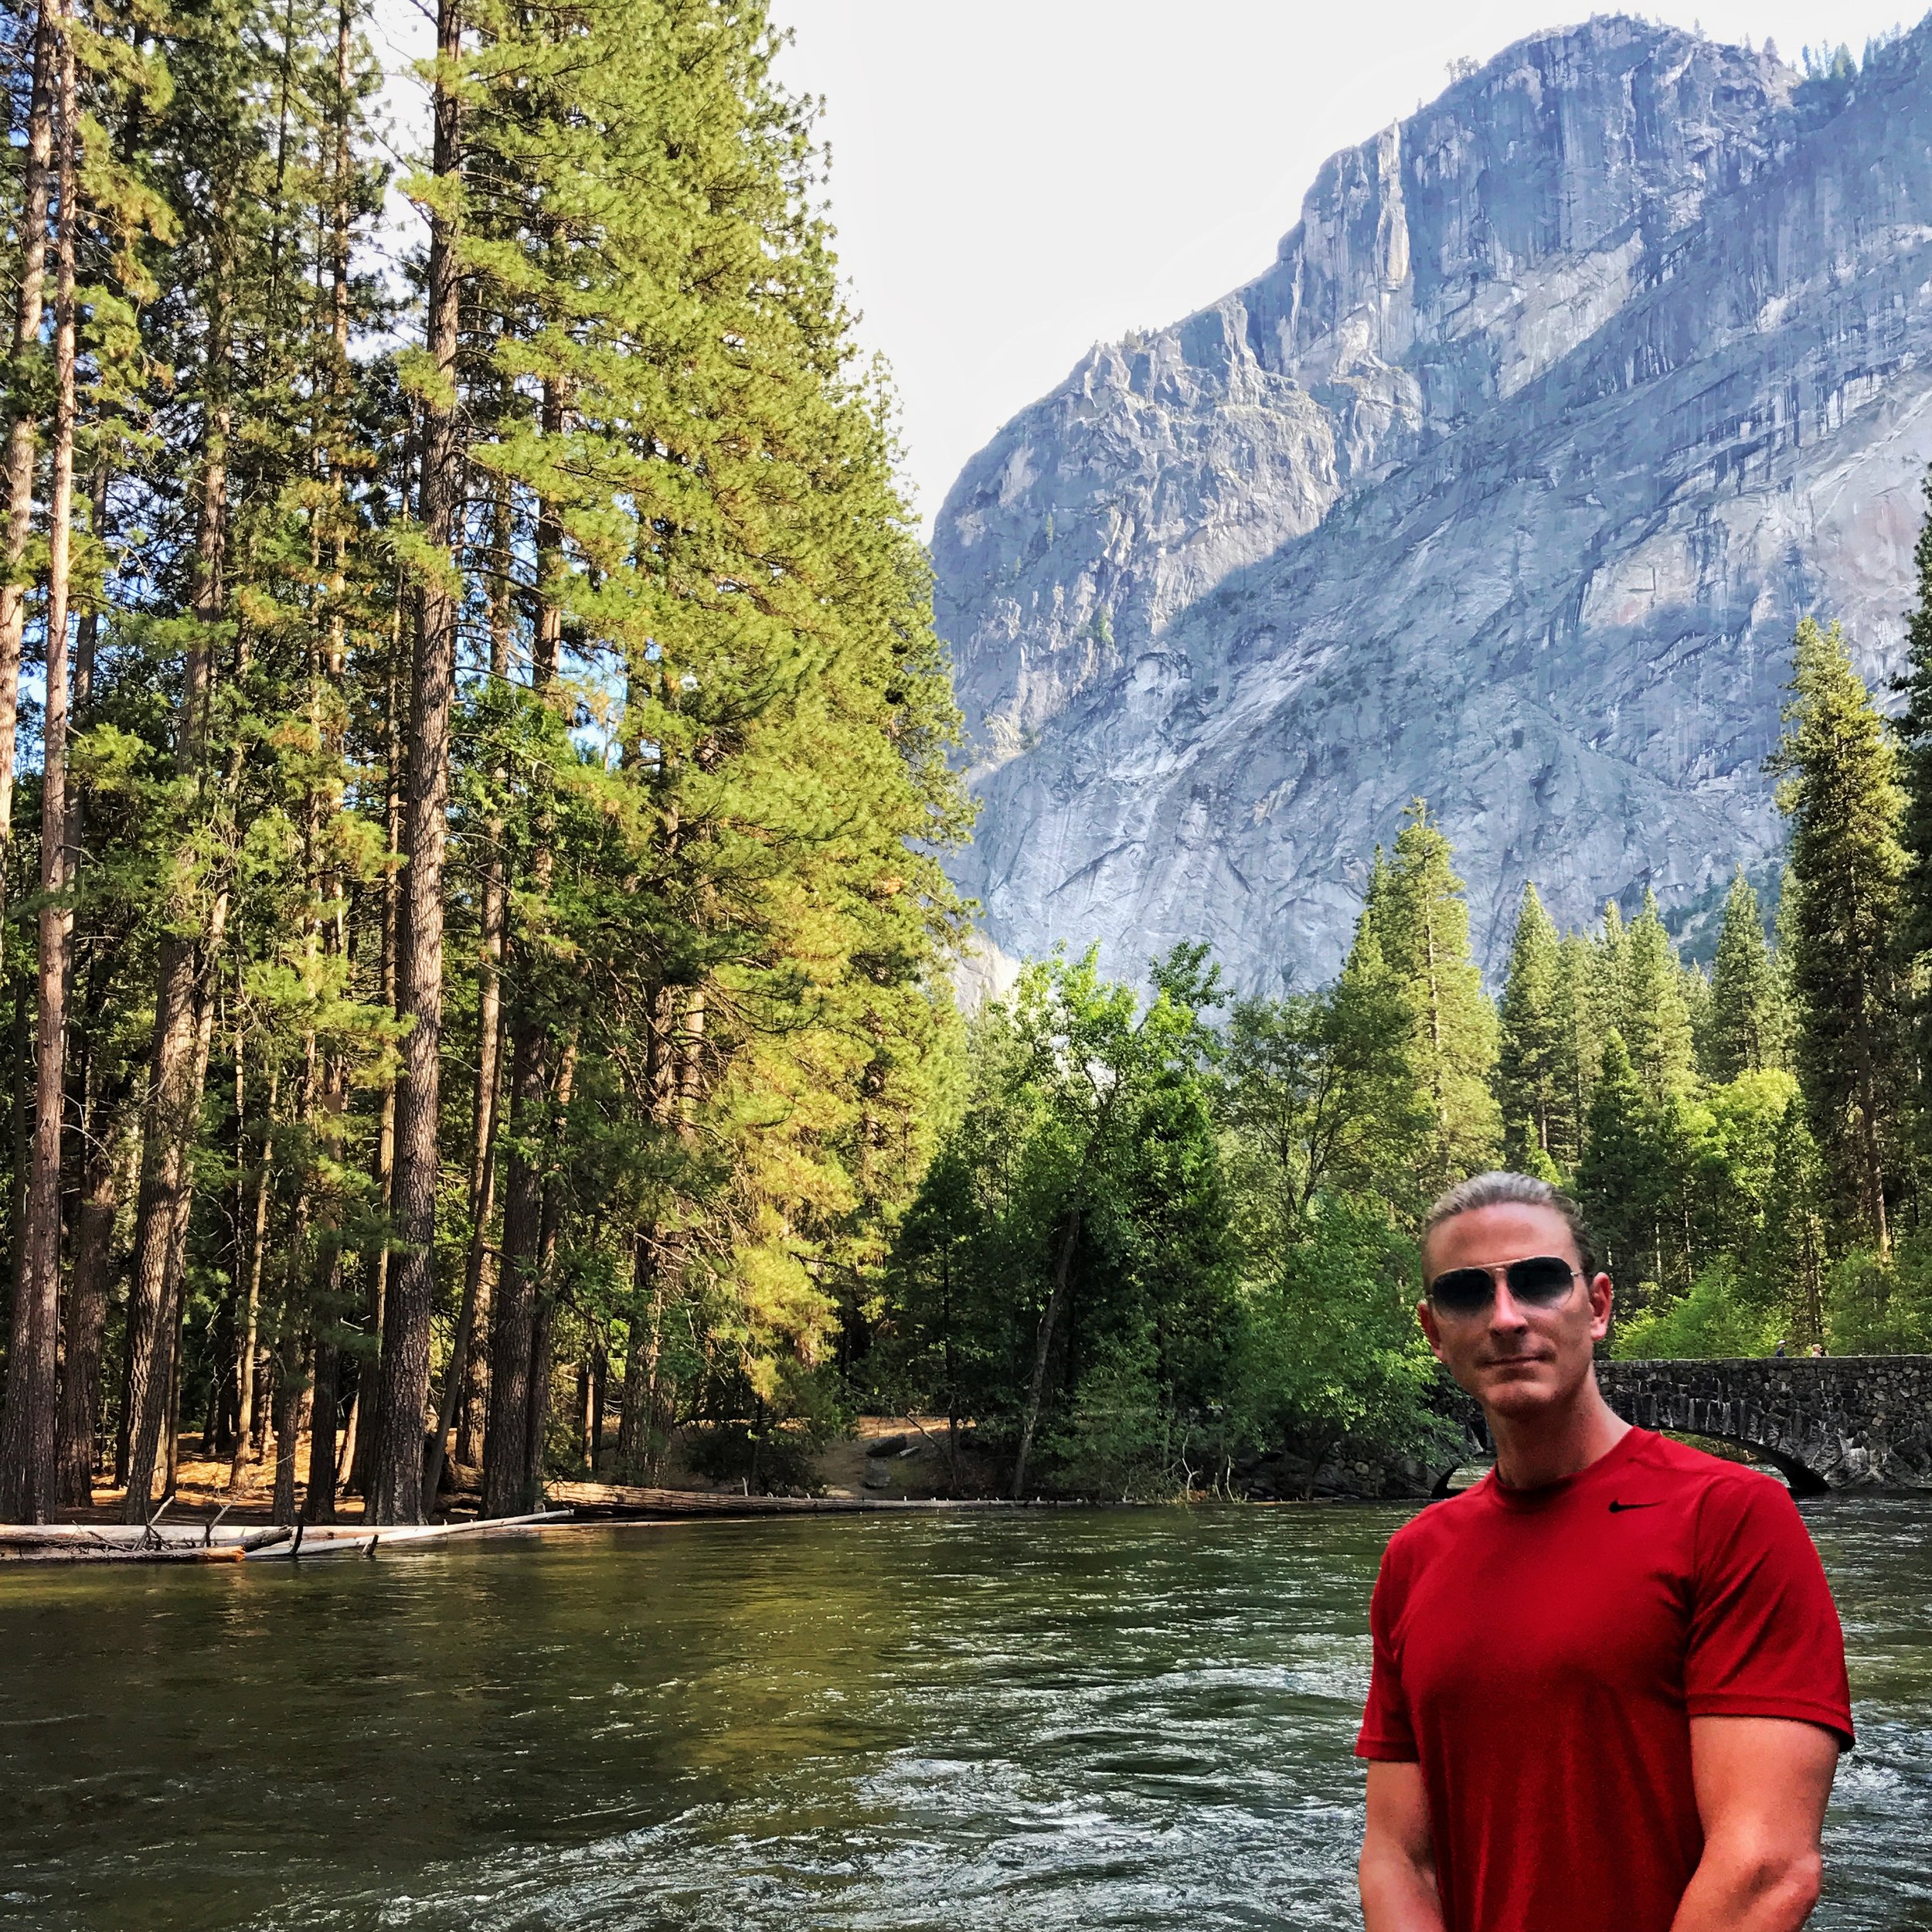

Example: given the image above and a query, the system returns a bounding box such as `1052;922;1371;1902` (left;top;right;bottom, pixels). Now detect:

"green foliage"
1618;889;1697;1100
1825;1242;1932;1354
1495;883;1560;1169
1767;616;1907;1248
871;946;1240;1489
1703;868;1787;1080
1611;1257;1781;1361
1230;1196;1446;1472
1349;801;1499;1199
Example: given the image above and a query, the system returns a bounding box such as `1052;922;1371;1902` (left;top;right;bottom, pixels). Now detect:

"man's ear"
1417;1298;1447;1362
1586;1271;1614;1342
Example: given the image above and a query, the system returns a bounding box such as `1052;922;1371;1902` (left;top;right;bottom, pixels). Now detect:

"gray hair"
1421;1171;1599;1281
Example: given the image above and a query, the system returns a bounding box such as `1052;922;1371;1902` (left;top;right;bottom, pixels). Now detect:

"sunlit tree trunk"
0;2;53;921
367;0;464;1524
0;7;77;1522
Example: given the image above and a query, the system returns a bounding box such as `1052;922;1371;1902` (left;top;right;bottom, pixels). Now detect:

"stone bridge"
1448;1357;1932;1493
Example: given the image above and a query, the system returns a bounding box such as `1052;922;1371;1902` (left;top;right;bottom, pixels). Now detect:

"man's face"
1417;1202;1612;1422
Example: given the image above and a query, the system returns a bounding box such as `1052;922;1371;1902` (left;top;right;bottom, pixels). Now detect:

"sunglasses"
1425;1254;1582;1317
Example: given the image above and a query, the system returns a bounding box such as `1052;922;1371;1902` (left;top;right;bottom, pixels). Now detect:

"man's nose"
1488;1279;1531;1330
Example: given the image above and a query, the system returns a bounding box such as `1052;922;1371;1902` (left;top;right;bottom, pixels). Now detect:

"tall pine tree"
1352;801;1498;1197
1618;888;1696;1100
1767;616;1906;1255
1704;868;1785;1080
1495;882;1560;1173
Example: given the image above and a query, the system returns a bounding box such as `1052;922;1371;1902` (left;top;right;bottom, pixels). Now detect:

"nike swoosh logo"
1608;1500;1663;1513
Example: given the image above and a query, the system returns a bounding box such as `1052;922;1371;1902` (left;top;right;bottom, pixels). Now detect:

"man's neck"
1488;1380;1631;1491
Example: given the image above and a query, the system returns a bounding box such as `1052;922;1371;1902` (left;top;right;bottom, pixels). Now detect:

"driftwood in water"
0;1536;247;1564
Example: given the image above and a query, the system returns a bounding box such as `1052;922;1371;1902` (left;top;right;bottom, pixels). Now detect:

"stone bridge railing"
1595;1356;1932;1492
1444;1357;1932;1492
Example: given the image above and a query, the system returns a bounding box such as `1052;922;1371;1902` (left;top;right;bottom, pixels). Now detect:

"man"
1357;1171;1852;1932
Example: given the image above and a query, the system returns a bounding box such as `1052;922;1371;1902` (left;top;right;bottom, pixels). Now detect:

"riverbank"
0;1414;1104;1560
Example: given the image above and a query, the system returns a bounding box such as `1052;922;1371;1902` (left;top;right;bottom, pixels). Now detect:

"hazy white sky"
767;2;1920;527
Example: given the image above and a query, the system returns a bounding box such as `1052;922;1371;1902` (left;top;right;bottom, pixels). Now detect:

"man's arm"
1359;1760;1444;1932
1668;1716;1842;1932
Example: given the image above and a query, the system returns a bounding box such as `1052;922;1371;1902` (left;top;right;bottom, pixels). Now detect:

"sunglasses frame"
1424;1253;1584;1317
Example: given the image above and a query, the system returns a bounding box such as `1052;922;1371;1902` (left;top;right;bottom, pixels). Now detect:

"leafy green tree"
1767;616;1907;1254
879;946;1234;1498
1611;1257;1780;1360
1214;964;1423;1263
1229;1196;1446;1495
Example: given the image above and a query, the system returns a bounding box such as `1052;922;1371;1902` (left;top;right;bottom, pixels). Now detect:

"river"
1;1498;1927;1930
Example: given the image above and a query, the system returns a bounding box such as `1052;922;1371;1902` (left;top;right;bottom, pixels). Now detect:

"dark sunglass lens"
1508;1256;1576;1304
1428;1267;1494;1314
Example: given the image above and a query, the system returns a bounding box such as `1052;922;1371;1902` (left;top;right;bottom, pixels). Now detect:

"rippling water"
1;1499;1926;1929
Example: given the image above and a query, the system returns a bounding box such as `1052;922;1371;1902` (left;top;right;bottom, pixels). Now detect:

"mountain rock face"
932;16;1932;988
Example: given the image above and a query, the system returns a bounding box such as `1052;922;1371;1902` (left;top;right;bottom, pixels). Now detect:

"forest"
0;0;971;1526
2;0;1932;1524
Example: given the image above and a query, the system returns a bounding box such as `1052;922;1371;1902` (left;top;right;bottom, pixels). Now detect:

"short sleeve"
1355;1542;1419;1762
1685;1475;1854;1749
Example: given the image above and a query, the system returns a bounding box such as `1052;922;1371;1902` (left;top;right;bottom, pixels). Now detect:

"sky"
766;2;1921;529
364;2;1925;532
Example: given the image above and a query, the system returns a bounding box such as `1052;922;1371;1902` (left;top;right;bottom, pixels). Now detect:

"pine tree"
1706;868;1784;1080
1893;467;1932;1164
1752;1106;1831;1347
1547;930;1601;1170
0;0;76;1522
0;0;53;918
1355;801;1499;1195
1767;616;1907;1254
1619;888;1696;1100
1576;1030;1658;1294
1495;883;1560;1171
1594;897;1628;1042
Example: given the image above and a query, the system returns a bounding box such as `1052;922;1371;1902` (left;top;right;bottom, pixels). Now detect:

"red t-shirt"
1356;1427;1852;1932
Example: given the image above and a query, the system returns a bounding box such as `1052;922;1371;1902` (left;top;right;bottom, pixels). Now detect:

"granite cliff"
933;15;1932;988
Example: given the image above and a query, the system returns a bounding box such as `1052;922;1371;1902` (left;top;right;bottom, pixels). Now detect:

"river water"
1;1499;1927;1930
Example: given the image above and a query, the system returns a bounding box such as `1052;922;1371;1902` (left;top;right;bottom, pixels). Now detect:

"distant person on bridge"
1355;1171;1852;1932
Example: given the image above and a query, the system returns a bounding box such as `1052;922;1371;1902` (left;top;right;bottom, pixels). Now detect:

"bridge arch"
1431;1356;1932;1495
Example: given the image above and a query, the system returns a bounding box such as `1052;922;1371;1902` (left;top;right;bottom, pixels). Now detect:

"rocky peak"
934;16;1932;989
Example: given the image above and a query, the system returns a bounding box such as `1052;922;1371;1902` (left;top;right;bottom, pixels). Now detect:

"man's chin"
1475;1364;1561;1417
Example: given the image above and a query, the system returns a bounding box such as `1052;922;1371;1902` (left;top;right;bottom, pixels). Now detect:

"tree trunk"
118;210;233;1522
587;1342;604;1478
482;1020;545;1515
616;1233;665;1478
450;486;514;1484
270;1334;304;1526
615;978;686;1479
0;2;53;917
367;0;464;1524
123;879;230;1521
420;512;509;1510
520;1031;576;1510
226;1054;274;1489
0;10;77;1523
345;625;403;1498
56;1082;132;1509
303;1281;341;1523
1010;1207;1081;1500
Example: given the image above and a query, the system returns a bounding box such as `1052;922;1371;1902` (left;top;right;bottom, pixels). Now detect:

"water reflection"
0;1502;1923;1930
